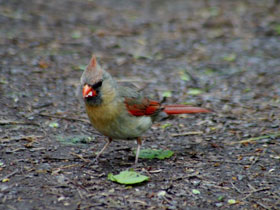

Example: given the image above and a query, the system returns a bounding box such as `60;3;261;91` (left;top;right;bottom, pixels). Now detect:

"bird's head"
80;55;104;106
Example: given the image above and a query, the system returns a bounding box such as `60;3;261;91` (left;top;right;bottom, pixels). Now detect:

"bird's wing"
119;86;162;117
124;97;162;116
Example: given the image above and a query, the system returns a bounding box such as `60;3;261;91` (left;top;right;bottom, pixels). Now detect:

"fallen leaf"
161;123;172;129
57;135;92;145
223;53;236;62
108;170;149;185
162;91;172;98
274;24;280;35
188;88;204;95
218;195;224;201
228;199;236;204
135;149;174;160
179;71;190;81
49;122;59;128
192;189;200;194
71;30;82;39
38;60;49;69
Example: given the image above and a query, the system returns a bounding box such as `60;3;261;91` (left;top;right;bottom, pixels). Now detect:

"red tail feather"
164;105;210;115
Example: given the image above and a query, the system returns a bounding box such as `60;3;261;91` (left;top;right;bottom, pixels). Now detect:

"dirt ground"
0;0;280;209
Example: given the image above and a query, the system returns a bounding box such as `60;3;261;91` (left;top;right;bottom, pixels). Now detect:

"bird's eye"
92;80;103;89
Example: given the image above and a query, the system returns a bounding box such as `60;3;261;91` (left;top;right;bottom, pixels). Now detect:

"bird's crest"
89;54;97;68
81;54;103;85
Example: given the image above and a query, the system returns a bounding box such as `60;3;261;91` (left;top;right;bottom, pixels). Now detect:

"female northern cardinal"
80;55;210;163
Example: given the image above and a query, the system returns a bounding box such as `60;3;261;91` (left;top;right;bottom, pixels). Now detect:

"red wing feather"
125;98;161;116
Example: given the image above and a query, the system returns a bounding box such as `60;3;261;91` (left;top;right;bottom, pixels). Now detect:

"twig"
250;148;267;168
227;132;280;145
148;169;163;173
43;155;95;162
32;102;53;109
10;148;26;153
170;131;203;137
242;187;271;200
169;173;204;182
52;164;80;173
0;120;39;126
256;201;271;210
29;147;46;151
0;169;19;182
207;159;250;165
248;184;271;194
70;153;90;163
39;113;89;123
202;180;231;190
77;189;84;200
61;164;80;169
127;199;147;206
43;156;72;161
0;135;43;143
94;29;139;37
248;183;256;191
231;182;244;194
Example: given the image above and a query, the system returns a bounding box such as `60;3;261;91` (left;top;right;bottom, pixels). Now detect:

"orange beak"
83;84;96;98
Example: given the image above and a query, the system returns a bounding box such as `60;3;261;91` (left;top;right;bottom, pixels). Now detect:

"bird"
80;55;210;164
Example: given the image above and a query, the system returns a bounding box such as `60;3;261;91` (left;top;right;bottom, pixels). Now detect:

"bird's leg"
135;137;142;164
95;137;112;161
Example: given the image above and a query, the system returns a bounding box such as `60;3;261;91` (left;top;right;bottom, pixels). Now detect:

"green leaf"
209;7;220;16
187;88;204;95
223;53;236;62
71;30;82;39
49;122;59;128
243;87;251;93
161;123;172;129
57;135;92;145
192;189;201;194
179;71;190;81
162;91;172;98
274;24;280;35
234;132;280;145
218;195;224;201
228;199;237;204
108;170;149;185
204;68;215;76
135;149;174;160
0;78;8;84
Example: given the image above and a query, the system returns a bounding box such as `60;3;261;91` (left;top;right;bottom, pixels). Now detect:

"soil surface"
1;0;280;209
